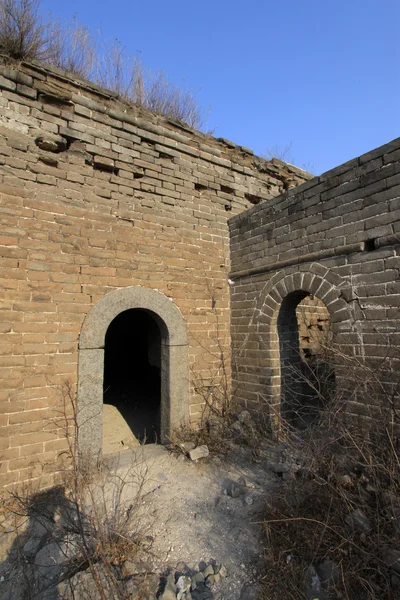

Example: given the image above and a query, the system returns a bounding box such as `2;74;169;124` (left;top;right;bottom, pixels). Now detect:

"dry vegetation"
0;344;399;599
262;344;400;599
0;0;206;128
0;384;154;599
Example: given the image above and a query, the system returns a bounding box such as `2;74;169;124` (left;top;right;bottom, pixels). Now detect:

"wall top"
0;56;312;189
229;136;400;227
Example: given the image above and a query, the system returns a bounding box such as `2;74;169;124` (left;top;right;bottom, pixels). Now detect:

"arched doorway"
278;292;334;429
103;309;162;452
77;287;189;460
249;266;354;435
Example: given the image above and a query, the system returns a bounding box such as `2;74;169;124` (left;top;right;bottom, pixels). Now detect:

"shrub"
262;348;400;599
0;0;206;128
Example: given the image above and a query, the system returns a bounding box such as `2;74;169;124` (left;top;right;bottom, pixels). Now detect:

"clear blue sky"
40;0;399;175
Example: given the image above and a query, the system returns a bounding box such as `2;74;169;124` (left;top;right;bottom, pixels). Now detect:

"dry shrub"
0;383;153;599
263;349;400;599
2;460;152;599
96;47;205;128
0;0;49;60
0;0;207;128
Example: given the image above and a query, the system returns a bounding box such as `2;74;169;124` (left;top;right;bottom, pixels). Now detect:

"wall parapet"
229;137;400;428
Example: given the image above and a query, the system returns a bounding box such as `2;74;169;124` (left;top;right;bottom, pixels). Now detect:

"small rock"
176;561;187;573
206;575;215;587
336;474;353;487
266;462;291;474
345;508;372;534
121;560;137;578
227;483;242;498
365;483;378;493
239;584;258;600
381;547;400;575
231;421;243;434
202;565;214;578
391;574;400;589
213;563;221;574
219;565;227;578
227;481;245;498
192;586;211;600
23;536;43;557
192;572;205;586
304;565;322;599
177;575;192;600
160;573;177;600
317;559;340;591
189;446;209;461
181;441;195;452
244;495;253;506
238;410;252;424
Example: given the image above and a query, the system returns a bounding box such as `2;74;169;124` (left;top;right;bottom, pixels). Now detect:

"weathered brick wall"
229;138;400;429
296;296;331;360
0;59;310;488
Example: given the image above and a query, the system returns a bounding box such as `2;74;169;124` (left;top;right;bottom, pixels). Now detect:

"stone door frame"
77;286;189;458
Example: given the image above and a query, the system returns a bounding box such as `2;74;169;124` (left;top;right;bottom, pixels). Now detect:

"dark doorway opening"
278;292;334;429
103;309;161;452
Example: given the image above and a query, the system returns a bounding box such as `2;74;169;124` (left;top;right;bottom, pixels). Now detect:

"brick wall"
0;58;311;488
229;138;400;430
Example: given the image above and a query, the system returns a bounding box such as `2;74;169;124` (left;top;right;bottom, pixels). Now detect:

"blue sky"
40;0;399;175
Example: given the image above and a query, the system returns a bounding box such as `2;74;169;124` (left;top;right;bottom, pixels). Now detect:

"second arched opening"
278;292;335;429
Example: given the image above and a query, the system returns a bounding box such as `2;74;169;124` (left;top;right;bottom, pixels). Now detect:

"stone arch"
77;287;189;457
255;265;354;430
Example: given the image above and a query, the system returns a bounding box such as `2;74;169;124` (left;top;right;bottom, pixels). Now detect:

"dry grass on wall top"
0;0;206;128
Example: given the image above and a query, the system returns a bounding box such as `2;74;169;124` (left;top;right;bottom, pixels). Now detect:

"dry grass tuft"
262;352;400;600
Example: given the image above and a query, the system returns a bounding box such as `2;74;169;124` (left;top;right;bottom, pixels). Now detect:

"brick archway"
253;265;354;431
77;287;189;458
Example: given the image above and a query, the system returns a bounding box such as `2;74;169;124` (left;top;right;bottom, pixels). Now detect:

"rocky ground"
0;412;286;600
126;443;274;599
2;412;397;599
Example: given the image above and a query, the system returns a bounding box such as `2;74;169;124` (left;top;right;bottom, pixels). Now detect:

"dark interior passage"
103;309;161;447
278;292;335;429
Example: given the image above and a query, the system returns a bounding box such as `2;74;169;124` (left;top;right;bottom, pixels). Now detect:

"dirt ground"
105;441;277;599
103;404;141;454
0;413;279;599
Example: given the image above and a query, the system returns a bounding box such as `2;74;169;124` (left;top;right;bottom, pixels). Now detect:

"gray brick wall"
229;138;400;430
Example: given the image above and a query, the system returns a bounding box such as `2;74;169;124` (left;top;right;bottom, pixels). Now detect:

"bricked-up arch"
77;287;189;458
254;266;353;432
